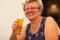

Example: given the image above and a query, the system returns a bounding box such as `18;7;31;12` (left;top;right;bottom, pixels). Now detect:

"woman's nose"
28;8;32;11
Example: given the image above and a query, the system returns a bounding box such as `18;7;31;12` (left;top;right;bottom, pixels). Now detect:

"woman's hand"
12;20;18;31
11;20;26;40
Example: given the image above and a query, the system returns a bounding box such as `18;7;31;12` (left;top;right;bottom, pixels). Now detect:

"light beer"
15;19;24;34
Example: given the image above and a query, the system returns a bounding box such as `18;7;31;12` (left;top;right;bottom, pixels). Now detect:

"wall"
0;0;29;40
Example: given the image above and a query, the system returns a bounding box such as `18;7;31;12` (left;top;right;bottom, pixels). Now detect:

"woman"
10;0;59;40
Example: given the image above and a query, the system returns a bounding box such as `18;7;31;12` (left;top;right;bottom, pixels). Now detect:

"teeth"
28;13;33;16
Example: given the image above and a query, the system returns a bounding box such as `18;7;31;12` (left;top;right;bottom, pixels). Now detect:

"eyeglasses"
23;7;40;11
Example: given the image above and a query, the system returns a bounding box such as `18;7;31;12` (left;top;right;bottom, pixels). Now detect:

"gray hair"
23;0;44;11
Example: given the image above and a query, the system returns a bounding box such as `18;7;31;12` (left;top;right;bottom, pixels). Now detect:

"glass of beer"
15;14;24;34
15;19;24;34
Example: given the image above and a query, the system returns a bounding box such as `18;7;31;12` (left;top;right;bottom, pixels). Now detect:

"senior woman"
10;0;59;40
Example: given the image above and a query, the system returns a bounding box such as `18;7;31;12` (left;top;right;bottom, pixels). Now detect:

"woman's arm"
44;16;59;40
9;25;27;40
58;28;60;35
9;31;17;40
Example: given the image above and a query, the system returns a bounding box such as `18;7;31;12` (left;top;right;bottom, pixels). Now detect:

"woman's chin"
28;17;35;21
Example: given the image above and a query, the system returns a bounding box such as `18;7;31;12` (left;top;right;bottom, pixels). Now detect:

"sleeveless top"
59;35;60;40
25;17;46;40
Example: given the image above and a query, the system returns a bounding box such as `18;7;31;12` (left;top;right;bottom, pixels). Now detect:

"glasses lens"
24;7;39;11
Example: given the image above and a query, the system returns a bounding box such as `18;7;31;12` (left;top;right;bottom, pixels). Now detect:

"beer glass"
15;14;24;34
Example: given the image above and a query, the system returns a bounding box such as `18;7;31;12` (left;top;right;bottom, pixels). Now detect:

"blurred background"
42;0;60;27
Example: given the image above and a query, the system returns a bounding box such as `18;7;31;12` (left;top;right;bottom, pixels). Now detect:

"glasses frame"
23;7;40;11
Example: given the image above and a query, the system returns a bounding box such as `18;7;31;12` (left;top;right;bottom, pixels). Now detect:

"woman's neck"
30;16;42;35
30;16;42;27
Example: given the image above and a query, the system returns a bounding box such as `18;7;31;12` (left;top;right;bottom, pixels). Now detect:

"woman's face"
24;1;42;20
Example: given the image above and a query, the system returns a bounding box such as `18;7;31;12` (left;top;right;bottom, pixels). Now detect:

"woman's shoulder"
45;16;55;21
45;16;59;28
46;16;55;20
44;16;59;33
45;16;57;25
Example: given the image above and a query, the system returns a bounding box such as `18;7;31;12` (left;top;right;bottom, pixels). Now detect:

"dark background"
42;0;60;27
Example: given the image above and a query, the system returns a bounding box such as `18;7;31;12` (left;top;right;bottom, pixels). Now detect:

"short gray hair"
23;0;44;11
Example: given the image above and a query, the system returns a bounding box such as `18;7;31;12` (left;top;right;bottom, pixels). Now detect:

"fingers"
12;21;18;30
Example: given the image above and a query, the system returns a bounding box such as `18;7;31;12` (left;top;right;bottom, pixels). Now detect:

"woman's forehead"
25;1;39;7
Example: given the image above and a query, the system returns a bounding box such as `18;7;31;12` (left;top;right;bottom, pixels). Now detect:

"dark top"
59;35;60;40
25;17;46;40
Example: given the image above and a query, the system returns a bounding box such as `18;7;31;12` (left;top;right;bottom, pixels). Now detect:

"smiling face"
24;1;42;20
